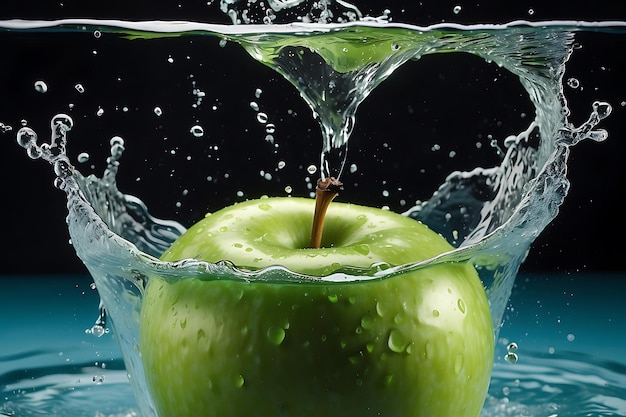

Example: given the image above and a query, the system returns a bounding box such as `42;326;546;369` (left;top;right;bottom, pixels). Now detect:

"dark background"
1;0;625;276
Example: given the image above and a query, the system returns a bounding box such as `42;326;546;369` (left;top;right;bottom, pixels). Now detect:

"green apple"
140;197;494;417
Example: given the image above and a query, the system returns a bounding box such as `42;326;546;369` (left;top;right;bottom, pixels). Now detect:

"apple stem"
310;177;344;249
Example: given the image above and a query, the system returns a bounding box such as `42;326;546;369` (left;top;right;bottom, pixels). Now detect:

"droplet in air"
77;152;90;163
190;125;204;137
257;112;268;124
567;78;580;89
34;80;48;93
88;324;106;338
504;352;518;364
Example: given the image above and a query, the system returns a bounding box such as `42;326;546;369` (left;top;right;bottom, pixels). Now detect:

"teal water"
2;273;625;417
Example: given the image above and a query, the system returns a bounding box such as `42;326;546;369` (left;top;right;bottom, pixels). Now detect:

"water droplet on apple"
454;353;464;374
354;244;370;255
457;298;466;314
387;329;408;353
267;326;286;345
197;328;206;340
360;315;374;330
375;301;387;317
424;341;434;358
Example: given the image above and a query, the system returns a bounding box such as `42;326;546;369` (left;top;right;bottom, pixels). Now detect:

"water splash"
3;17;618;417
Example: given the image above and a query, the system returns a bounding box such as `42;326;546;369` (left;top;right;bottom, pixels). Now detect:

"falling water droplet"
34;80;48;93
77;152;90;163
257;112;268;124
190;125;205;137
567;78;580;89
504;352;518;364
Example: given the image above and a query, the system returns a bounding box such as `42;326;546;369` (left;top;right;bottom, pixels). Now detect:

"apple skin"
140;197;494;417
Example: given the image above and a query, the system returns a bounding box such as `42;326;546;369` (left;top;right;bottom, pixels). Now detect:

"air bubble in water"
507;342;518;353
349;163;358;174
277;160;286;169
154;107;163;116
250;101;259;111
75;84;85;93
307;164;317;174
34;80;48;93
96;107;104;117
453;5;461;14
190;125;205;137
266;123;276;134
284;185;293;194
255;88;263;98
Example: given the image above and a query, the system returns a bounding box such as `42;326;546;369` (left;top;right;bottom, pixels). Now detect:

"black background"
1;0;625;275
